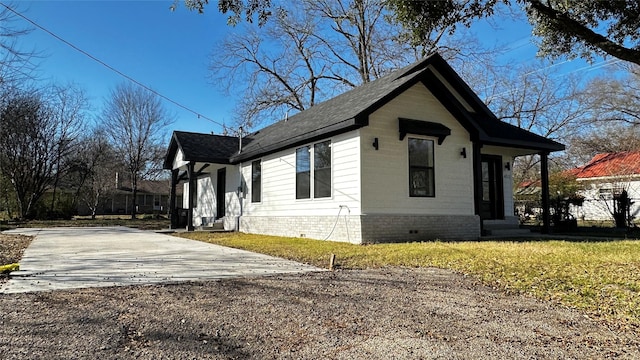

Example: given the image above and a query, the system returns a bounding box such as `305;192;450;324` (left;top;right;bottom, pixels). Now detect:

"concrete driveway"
1;227;322;294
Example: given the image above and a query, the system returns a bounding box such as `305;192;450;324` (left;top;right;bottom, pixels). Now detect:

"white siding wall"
172;148;189;169
360;83;474;215
240;131;362;217
225;166;242;218
574;178;640;222
194;175;216;226
182;182;190;209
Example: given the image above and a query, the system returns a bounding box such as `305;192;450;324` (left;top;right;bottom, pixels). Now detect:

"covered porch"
163;131;241;231
476;144;557;236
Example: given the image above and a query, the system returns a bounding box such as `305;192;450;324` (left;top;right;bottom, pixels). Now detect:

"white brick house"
164;53;564;243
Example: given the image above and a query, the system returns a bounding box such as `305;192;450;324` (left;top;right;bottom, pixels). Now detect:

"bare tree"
304;0;419;84
68;130;121;219
561;64;640;167
0;85;85;219
100;83;173;219
565;125;640;169
583;64;640;127
210;0;477;130
45;84;88;213
0;3;37;85
473;62;589;187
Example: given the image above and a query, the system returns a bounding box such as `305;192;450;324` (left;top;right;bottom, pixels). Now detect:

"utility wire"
1;2;225;128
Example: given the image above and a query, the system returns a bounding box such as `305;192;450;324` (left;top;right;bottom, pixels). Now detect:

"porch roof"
163;131;240;169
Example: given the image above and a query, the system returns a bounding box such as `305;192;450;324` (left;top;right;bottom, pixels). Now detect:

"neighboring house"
513;179;543;221
76;178;181;216
570;152;640;222
164;53;564;243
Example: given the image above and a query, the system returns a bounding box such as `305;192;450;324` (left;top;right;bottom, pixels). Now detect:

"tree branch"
527;0;640;66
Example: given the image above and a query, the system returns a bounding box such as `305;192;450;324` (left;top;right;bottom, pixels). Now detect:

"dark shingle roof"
163;131;240;169
477;119;564;151
165;53;564;167
231;58;431;162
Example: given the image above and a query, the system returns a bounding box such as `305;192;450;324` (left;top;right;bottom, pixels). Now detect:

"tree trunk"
130;173;137;220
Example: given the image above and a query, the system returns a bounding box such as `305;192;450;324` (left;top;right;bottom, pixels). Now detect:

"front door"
216;168;226;219
480;155;504;220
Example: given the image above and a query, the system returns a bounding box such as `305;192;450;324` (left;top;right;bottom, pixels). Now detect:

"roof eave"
481;137;565;153
231;118;364;163
162;133;180;170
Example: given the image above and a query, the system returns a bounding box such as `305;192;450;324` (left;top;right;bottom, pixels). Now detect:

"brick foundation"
238;214;480;243
360;214;480;243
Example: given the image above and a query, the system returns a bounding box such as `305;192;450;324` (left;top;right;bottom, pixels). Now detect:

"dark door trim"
216;168;226;219
480;155;504;220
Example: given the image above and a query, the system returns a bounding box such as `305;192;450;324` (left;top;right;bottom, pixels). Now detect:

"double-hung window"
314;141;331;198
296;146;311;199
408;138;435;197
251;159;261;203
296;140;331;199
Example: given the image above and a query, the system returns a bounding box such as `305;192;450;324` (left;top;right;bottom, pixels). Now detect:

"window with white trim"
314;140;331;198
296;146;311;199
408;138;435;197
251;159;261;203
296;140;332;199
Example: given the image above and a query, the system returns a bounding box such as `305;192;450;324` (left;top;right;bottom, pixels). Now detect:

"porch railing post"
187;161;195;231
540;152;551;234
169;168;178;229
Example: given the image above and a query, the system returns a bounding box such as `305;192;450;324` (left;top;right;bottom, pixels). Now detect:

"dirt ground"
1;267;639;359
2;234;640;359
0;233;31;284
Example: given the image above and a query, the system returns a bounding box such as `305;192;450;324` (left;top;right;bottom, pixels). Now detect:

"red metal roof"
574;152;640;179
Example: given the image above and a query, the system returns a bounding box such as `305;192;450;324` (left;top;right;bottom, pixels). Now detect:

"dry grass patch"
179;232;640;329
7;217;170;230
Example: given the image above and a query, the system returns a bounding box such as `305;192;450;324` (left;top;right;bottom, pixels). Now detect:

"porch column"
169;168;178;229
540;151;551;234
472;142;483;231
187;161;195;231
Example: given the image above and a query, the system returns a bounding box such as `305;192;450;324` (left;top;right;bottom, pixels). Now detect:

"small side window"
296;146;311;199
251;160;261;203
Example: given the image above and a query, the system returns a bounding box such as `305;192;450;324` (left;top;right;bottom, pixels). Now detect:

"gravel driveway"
2;267;639;359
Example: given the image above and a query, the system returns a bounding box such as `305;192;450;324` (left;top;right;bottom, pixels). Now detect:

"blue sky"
17;0;233;134
10;1;616;136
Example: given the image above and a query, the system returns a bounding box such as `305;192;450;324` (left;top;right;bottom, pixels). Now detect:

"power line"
0;2;225;128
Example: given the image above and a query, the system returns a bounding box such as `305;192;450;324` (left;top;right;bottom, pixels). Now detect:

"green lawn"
178;231;640;329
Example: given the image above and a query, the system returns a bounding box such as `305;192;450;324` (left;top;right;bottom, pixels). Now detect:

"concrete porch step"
200;221;224;231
